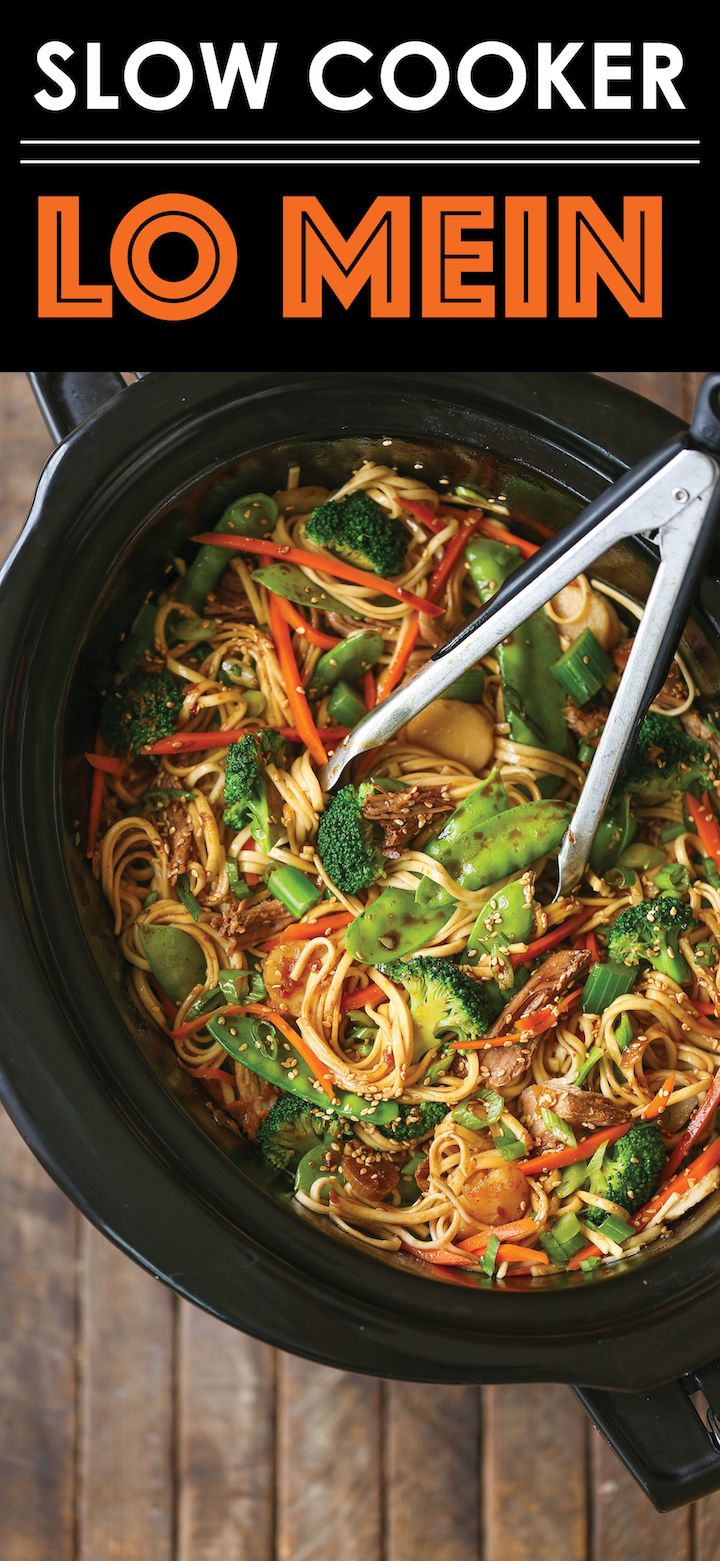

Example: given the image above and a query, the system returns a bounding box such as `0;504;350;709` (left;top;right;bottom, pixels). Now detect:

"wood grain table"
1;371;717;1561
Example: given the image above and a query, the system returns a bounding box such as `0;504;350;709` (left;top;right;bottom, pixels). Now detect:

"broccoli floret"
305;492;408;577
607;895;695;985
623;713;719;801
585;1123;667;1226
100;670;184;754
257;1094;328;1175
384;1101;449;1142
223;729;291;851
381;956;494;1059
316;784;384;893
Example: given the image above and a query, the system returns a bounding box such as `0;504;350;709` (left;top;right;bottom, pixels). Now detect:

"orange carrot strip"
510;910;590;967
518;1123;632;1176
86;735;108;858
643;1072;676;1119
426;519;480;601
258;911;354;952
634;1134;720;1229
377;612;420;701
363;669;377;710
458;1217;538;1252
567;1242;603;1271
662;1070;720;1181
269;594;328;766
146;725;349;755
401;1244;477;1268
85;751;124;775
495;1243;549;1267
190;533;443;617
173;1002;336;1099
273;596;340;650
451;988;583;1052
340;982;387;1013
474;518;539;558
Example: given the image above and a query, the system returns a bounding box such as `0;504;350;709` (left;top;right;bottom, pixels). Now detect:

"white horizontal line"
20;138;701;147
20;157;702;166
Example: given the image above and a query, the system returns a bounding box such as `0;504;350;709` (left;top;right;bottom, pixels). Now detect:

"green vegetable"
539;1231;569;1267
223;729;292;852
552;627;611;705
541;1108;577;1147
327;681;367;728
181;492;277;612
294;1144;337;1199
206;1011;400;1126
454;483;495;506
700;855;720;889
452;1090;504;1130
584;1123;667;1226
607;896;695;985
492;1124;526;1161
384;1101;449;1142
252;562;362;619
317;784;384;894
575;1045;604;1087
167;612;216;646
590;792;637;875
623;712;720;802
176;874;201;921
582;960;637;1014
116;601;158;674
465;535;567;788
138;922;206;1004
257;1094;328;1175
100;670;184;754
143;890;159;909
225;859;250;899
218;967;265;1004
480;1235;501;1275
592;1212;636;1244
693;939;718;967
557;1161;589;1198
267;866;321;918
613;1013;634;1052
465;878;534;986
398;1153;427;1205
141;786;194;811
309;631;384;698
344;884;454;965
381;956;493;1059
653;863;691;894
661;822;686;843
305;492;408;577
444;666;485;702
580;1256;602;1272
218;657;258;687
553;1211;582;1245
427;797;572;894
618;843;666;870
605;867;638;890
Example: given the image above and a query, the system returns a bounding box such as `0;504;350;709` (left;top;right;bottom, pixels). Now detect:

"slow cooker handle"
28;371;127;443
576;1358;720;1510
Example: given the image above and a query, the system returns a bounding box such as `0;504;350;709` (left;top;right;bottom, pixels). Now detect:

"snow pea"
181;493;278;613
138;923;206;1004
327;681;367;727
252;562;362;619
206;1012;399;1126
465;536;567;792
295;1144;339;1199
589;792;637;876
466;877;534;987
309;631;384;698
415;770;508;907
116;601;158;674
345;885;454;964
445;666;485;702
426;797;571;894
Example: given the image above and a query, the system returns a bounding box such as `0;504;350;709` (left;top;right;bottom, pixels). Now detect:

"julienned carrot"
634;1134;720;1229
363;669;376;710
661;1070;720;1181
268;595;328;766
190;532;443;617
274;595;339;650
643;1072;676;1119
450;988;583;1051
149;977;178;1027
377;612;420;701
340;982;387;1013
510;909;590;967
85;751;124;775
86;735;108;858
146;725;350;755
426;519;480;600
401;1241;547;1269
686;791;720;872
474;518;539;559
493;1243;549;1267
259;911;354;952
518;1123;632;1176
174;1001;336;1100
458;1216;538;1251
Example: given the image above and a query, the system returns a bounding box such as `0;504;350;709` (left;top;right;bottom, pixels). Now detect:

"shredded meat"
156;800;194;883
520;1082;631;1147
612;639;687;710
209;893;293;953
564;697;607;741
683;710;720;763
360;784;454;859
231;1064;278;1140
478;949;592;1089
340;1143;400;1203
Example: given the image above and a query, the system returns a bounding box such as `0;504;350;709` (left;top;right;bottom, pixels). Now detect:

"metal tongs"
322;374;720;896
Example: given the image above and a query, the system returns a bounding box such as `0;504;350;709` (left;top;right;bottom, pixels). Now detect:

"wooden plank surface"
1;371;719;1561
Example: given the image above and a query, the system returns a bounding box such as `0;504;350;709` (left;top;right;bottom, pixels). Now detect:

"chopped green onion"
480;1234;501;1275
577;741;596;765
594;1212;635;1244
541;1108;577;1147
168;612;215;645
553;1211;581;1245
557;1160;589;1198
243;690;266;716
454;483;495;506
143;889;159;908
613;1012;635;1052
575;1044;604;1087
217;969;249;1004
452;1090;504;1132
700;856;720;889
580;1256;602;1272
327;680;367;728
267;866;322;918
693;940;718;967
493;1125;526;1161
618;843;666;870
177;874;201;921
552;628;611;705
661;822;686;843
582;960;637;1015
653;863;691;893
539;1232;569;1267
219;657;258;687
445;667;485;703
605;866;637;889
226;859;251;899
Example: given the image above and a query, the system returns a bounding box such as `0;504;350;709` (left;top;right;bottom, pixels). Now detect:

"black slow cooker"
2;370;719;1510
